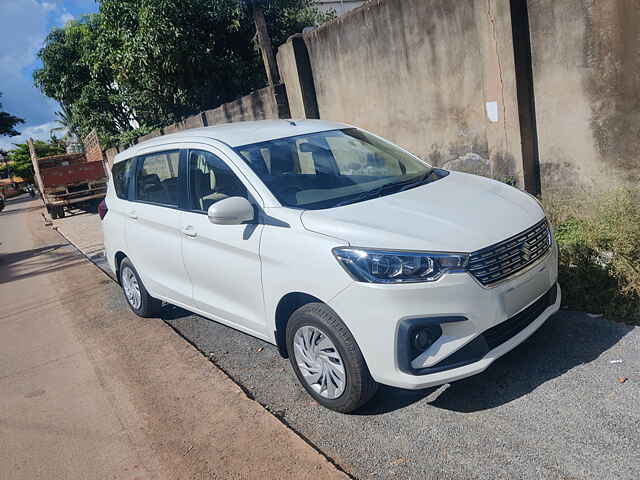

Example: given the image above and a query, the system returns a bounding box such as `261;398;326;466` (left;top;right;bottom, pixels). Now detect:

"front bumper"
328;243;560;390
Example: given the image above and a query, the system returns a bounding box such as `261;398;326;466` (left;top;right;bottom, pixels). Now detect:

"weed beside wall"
544;188;640;324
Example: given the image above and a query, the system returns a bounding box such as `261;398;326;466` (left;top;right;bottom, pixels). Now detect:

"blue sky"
0;0;99;151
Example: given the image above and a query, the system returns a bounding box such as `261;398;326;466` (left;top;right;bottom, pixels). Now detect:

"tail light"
98;199;108;220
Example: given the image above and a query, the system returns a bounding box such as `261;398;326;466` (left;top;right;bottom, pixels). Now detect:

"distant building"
315;0;364;16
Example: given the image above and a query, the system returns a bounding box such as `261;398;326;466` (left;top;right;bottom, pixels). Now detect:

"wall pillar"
510;0;541;195
475;0;526;188
276;34;319;119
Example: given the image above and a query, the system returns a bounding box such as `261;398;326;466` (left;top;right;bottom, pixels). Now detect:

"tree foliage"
1;140;66;182
34;16;134;145
0;92;25;137
33;0;329;147
53;105;82;140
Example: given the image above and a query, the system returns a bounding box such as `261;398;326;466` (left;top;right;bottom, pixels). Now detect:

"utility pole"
252;3;280;86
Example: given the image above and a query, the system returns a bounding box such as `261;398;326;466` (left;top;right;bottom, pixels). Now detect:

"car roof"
113;119;350;163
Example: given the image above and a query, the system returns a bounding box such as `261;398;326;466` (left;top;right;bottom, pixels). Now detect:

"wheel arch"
274;292;324;358
114;251;127;283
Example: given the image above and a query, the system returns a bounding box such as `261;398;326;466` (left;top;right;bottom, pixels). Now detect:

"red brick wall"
83;130;104;163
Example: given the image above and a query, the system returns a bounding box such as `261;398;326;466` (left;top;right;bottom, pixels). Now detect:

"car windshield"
235;128;442;210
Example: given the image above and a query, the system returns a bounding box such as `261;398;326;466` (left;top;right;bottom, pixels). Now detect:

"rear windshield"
235;128;443;210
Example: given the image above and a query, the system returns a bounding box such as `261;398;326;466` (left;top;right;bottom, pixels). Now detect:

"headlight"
332;247;468;284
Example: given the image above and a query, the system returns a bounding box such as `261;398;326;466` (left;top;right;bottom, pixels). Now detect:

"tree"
97;0;328;126
51;105;81;140
33;1;330;146
0;92;25;137
34;16;135;144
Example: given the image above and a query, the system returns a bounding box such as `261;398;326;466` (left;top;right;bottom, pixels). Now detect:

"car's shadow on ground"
158;302;633;416
160;304;193;321
356;311;633;415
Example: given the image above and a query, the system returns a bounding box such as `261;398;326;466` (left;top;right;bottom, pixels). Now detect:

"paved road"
50;200;640;479
0;195;347;480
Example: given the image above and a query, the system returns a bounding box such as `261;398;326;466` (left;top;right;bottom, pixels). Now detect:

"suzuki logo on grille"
521;243;532;261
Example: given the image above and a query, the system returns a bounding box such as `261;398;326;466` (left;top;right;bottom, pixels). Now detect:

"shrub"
544;188;640;324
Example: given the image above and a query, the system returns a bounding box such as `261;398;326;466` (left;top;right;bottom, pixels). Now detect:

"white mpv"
102;120;560;412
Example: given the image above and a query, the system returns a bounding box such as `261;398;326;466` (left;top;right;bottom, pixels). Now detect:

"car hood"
300;171;545;252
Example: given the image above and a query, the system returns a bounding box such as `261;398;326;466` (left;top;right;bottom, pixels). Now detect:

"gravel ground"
161;307;639;479
50;206;640;478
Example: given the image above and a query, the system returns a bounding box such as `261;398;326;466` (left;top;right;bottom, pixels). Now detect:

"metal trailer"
28;140;108;219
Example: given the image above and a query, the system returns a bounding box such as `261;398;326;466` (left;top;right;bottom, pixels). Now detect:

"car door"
125;148;192;305
180;148;266;337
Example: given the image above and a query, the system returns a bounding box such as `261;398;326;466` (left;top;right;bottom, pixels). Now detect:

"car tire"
286;303;378;413
118;257;161;318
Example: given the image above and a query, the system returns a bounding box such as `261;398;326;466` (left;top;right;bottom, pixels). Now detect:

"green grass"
544;189;640;325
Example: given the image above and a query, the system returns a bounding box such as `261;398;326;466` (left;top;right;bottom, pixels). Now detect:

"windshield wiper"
333;173;432;208
393;171;433;193
334;185;388;207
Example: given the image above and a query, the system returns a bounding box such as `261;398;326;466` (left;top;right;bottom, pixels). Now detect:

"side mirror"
207;196;254;225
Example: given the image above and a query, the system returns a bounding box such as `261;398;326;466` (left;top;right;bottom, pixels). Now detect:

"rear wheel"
286;303;378;413
119;257;161;317
50;206;64;219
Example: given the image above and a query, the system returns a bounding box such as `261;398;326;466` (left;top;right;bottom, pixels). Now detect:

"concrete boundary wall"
277;34;319;119
95;84;290;169
95;0;640;191
277;0;526;187
276;0;639;193
203;85;289;126
528;0;640;192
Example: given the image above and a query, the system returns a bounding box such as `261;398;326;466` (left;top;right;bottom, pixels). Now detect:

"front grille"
482;283;557;350
468;219;552;286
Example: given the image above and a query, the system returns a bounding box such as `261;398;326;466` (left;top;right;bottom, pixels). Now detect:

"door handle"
182;225;197;237
128;211;138;220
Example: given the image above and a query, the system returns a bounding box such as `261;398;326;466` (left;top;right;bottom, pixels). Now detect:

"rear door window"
135;151;181;206
112;158;135;199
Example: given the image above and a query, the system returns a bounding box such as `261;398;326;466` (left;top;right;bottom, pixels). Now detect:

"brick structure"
83;130;104;163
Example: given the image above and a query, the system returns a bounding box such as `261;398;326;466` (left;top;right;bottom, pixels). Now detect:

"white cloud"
0;1;62;144
0;121;63;152
0;1;49;73
60;12;75;24
0;0;97;153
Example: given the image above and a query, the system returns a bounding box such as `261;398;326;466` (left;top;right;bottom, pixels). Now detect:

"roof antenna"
288;120;297;126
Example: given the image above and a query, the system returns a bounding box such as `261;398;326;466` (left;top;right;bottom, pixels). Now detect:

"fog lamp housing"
397;316;466;375
410;325;442;358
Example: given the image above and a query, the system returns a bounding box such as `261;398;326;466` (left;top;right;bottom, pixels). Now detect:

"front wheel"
286;303;378;413
119;257;161;317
